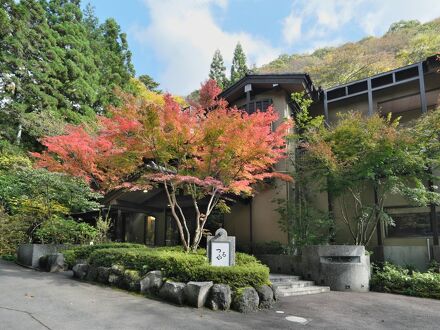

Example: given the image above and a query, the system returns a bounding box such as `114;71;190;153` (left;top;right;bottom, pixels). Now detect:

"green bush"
0;208;28;255
34;216;97;244
62;243;146;268
253;241;287;255
87;247;269;289
371;262;440;299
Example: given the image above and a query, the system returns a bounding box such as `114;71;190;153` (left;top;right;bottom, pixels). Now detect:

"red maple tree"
33;80;292;251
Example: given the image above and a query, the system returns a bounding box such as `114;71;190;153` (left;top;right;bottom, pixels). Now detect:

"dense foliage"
0;140;101;254
0;0;136;148
86;246;269;289
371;262;440;299
303;111;440;245
34;216;97;244
258;18;440;88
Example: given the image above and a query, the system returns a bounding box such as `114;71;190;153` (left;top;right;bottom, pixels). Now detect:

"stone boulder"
108;265;125;286
184;281;213;308
39;253;66;272
205;284;232;311
72;263;89;280
121;270;141;291
96;267;111;284
232;287;259;313
256;285;275;309
270;284;280;301
86;265;98;282
159;281;186;305
140;271;163;295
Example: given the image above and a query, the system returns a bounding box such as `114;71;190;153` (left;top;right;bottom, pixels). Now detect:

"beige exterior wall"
224;88;291;247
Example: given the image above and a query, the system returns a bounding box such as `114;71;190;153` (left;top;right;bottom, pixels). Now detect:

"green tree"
0;0;64;146
209;49;227;89
230;42;248;85
305;112;440;245
138;74;160;92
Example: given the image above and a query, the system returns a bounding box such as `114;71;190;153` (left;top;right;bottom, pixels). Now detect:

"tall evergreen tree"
209;49;227;89
138;74;160;92
44;0;100;122
230;42;248;85
0;0;64;145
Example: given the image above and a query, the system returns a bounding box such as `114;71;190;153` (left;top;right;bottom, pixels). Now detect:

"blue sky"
84;0;440;95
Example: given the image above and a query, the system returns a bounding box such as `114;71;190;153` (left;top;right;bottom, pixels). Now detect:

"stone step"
269;274;301;282
272;280;315;289
276;286;330;297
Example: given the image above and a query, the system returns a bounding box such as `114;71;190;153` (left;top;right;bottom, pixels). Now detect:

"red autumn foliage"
32;80;293;250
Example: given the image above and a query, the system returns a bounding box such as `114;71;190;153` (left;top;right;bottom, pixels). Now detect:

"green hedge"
87;247;269;289
63;243;146;268
371;262;440;299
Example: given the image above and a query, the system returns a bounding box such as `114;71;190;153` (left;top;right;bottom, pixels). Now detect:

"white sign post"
207;228;235;267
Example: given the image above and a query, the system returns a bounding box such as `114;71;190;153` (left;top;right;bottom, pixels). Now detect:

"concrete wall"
17;244;62;268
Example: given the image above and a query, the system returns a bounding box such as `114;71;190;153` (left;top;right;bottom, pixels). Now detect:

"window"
165;214;179;246
385;207;439;237
240;99;273;114
145;216;156;245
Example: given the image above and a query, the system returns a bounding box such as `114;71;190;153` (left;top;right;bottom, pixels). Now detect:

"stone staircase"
270;274;330;297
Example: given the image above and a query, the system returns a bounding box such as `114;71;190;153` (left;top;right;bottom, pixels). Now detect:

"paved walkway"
1;260;440;330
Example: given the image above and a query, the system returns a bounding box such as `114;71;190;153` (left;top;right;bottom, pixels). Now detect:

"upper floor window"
239;99;273;114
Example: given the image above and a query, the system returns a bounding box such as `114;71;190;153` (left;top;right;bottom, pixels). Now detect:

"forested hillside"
0;0;137;148
258;19;440;88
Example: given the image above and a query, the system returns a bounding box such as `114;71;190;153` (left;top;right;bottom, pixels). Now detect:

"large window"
386;207;438;237
145;216;156;245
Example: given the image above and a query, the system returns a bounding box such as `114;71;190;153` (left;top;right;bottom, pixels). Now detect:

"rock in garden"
86;265;98;282
270;284;280;301
121;270;141;291
140;270;163;294
96;267;111;284
39;253;66;272
184;281;213;308
232;287;260;313
108;265;125;286
256;285;275;309
159;281;186;305
206;284;232;311
72;264;89;280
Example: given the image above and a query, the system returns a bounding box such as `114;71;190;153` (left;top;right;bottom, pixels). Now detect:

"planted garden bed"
62;243;275;312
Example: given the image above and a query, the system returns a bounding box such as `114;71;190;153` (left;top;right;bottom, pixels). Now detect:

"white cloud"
282;13;302;45
282;0;440;52
133;0;280;95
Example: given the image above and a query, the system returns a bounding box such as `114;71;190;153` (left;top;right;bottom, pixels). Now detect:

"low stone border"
70;262;277;313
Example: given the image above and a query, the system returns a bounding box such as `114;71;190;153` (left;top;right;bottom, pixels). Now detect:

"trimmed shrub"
371;262;440;299
62;243;146;268
88;248;207;279
191;264;269;289
88;247;269;289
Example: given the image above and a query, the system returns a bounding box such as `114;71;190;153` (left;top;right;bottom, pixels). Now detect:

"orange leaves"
33;80;293;196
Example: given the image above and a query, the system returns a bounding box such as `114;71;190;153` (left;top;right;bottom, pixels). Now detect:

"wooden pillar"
367;78;373;116
374;186;383;246
323;90;329;122
428;177;439;246
418;62;428;114
249;198;253;254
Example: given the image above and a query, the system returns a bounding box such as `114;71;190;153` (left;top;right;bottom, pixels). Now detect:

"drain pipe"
427;238;431;261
